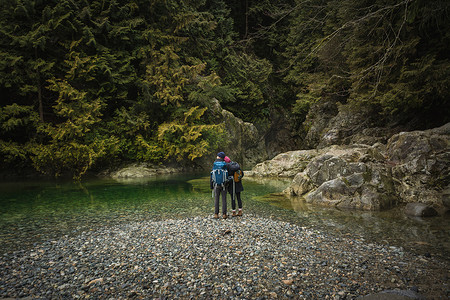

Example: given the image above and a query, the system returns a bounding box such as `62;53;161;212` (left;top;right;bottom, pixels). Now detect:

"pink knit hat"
224;156;231;163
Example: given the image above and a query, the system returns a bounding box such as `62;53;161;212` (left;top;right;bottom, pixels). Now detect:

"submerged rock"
404;203;438;217
103;163;184;179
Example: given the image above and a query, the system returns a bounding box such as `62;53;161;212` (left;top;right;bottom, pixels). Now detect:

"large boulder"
286;145;397;210
247;123;450;210
386;123;450;204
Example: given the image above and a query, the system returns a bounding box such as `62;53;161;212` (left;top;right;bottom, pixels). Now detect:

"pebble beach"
0;215;448;299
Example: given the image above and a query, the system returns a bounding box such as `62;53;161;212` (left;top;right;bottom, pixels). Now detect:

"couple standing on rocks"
210;152;244;219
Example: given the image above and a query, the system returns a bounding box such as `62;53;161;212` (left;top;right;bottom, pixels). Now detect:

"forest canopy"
1;0;449;179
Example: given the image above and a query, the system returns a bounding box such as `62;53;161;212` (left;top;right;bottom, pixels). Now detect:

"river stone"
404;203;438;217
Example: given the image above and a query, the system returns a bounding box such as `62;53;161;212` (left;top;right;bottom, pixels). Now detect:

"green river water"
0;173;448;261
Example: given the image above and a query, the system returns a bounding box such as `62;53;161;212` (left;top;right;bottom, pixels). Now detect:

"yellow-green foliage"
30;138;117;180
0;140;29;162
145;46;207;106
0;104;39;133
29;78;115;179
157;106;226;161
135;135;166;162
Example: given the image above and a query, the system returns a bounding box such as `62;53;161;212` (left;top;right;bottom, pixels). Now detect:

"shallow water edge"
0;174;449;262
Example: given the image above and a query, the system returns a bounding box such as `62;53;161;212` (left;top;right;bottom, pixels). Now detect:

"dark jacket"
227;164;244;194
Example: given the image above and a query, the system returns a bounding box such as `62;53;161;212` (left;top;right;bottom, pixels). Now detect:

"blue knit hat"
217;152;225;159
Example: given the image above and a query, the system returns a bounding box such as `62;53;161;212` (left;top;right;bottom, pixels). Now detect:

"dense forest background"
1;0;449;179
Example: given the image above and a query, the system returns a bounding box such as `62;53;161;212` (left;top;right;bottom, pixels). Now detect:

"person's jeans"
214;185;227;215
231;192;242;210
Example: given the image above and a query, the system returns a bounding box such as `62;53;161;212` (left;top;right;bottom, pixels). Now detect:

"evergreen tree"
1;0;448;178
281;0;450;126
0;0;65;171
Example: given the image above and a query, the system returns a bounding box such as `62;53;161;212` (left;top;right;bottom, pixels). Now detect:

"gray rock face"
386;123;450;204
248;123;450;211
303;101;339;148
288;146;396;210
205;99;267;169
202;99;301;169
303;101;400;149
246;149;321;178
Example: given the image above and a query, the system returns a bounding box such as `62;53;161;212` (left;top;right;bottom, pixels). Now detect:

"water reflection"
259;192;450;261
0;175;288;254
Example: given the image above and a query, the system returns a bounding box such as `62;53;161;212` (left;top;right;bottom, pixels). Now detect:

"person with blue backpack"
210;152;229;219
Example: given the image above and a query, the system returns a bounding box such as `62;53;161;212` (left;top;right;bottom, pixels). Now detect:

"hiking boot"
232;211;237;217
222;214;228;219
214;214;219;219
237;210;243;216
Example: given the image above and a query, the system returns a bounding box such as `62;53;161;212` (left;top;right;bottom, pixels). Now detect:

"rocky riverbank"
248;123;450;212
0;216;448;299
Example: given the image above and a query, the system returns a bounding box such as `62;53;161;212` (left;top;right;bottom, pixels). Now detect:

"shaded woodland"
1;0;449;179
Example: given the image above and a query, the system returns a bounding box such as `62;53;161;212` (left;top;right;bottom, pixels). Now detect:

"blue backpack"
211;160;228;187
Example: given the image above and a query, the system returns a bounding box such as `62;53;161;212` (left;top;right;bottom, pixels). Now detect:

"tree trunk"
38;76;44;123
244;0;249;39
